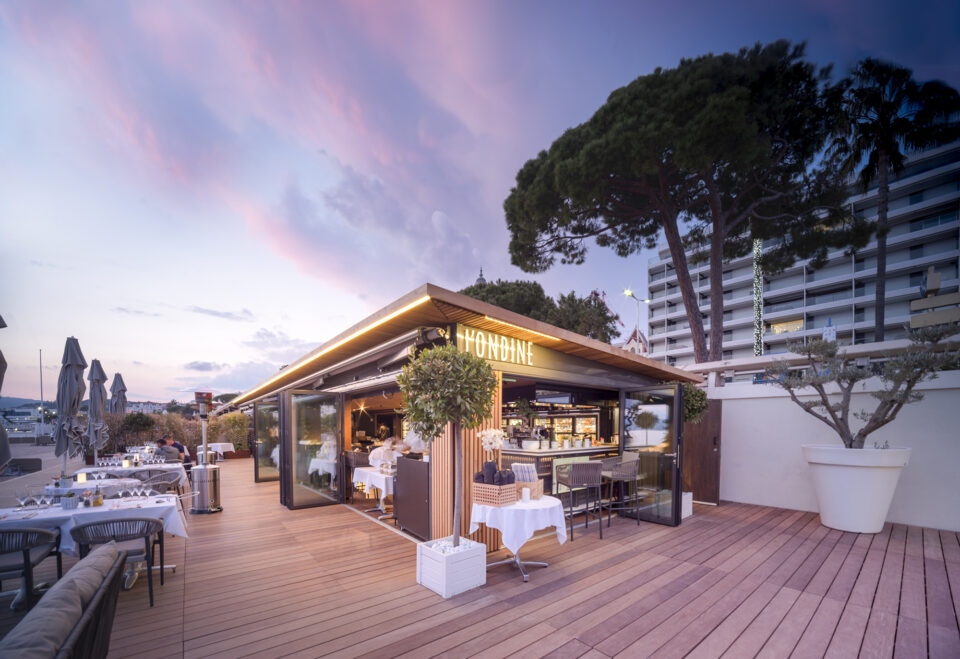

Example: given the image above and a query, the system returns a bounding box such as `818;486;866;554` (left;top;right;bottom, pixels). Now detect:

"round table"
469;495;567;581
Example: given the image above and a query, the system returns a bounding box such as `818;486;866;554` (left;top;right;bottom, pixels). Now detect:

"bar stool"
603;458;645;526
555;461;604;540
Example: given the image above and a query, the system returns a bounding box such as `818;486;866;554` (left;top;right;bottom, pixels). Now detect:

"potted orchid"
478;428;505;460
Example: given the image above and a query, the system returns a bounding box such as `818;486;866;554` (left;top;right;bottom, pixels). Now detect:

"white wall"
709;370;960;532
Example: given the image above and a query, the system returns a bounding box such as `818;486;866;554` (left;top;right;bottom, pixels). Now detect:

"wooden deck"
2;459;959;658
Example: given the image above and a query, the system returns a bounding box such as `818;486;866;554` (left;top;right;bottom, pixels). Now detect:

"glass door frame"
253;398;280;483
279;389;346;510
618;383;684;526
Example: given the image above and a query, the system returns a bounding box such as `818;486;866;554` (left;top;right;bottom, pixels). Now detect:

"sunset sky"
2;1;958;402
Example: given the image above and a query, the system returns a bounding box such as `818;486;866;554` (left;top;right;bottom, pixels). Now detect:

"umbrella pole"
62;452;67;478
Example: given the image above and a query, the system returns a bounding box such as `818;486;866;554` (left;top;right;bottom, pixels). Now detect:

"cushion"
114;538;148;559
0;541;118;658
0;543;56;576
62;542;120;607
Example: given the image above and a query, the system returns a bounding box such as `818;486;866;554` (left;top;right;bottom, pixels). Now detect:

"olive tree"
765;324;959;448
397;343;497;547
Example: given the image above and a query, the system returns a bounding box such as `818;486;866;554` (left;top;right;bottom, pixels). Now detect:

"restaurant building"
219;284;701;551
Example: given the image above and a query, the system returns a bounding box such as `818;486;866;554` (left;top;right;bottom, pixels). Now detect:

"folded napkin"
510;463;537;481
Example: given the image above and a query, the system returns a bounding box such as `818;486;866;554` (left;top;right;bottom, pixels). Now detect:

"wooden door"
681;399;721;505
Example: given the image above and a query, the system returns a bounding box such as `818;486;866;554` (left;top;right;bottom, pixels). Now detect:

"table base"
486;552;548;583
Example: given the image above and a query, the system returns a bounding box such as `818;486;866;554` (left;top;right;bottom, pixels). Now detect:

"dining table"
352;466;394;515
206;442;236;459
44;478;141;500
0;494;189;556
469;495;566;582
77;463;189;486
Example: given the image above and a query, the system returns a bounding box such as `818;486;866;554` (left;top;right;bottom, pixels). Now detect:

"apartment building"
647;142;960;365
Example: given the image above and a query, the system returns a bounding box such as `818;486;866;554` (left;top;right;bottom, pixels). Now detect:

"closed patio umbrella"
109;373;127;415
87;359;110;465
51;337;87;476
0;315;11;473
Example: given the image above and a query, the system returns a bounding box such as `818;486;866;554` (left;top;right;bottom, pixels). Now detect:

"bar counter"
501;444;621;494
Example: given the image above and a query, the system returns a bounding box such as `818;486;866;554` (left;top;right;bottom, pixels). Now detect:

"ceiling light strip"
482;316;560;341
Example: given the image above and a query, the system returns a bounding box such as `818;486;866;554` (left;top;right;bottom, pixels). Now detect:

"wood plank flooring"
1;459;958;657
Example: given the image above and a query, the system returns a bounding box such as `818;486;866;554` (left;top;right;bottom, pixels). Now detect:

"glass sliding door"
254;400;280;482
287;391;342;508
621;385;683;526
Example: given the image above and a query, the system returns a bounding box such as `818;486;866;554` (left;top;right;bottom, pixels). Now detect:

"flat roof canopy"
225;283;700;409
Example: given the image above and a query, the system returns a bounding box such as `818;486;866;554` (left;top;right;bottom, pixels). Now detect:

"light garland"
753;238;764;356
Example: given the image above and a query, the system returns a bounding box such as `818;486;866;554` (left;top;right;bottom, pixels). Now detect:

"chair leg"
159;534;165;586
568;489;574;541
635;478;641;525
56;551;62;579
23;550;34;609
146;538;154;607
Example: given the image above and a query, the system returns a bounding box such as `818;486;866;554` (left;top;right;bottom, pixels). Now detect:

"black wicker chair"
555;461;605;540
70;518;164;606
0;527;62;609
345;450;370;504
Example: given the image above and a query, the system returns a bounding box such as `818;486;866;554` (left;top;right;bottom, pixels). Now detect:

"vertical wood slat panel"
430;372;503;551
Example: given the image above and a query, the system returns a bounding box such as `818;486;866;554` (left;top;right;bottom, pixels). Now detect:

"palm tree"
830;58;959;342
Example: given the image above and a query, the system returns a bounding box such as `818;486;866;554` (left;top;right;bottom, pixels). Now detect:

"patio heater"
191;390;222;514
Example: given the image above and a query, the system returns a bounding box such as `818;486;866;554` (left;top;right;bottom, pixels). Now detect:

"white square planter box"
682;491;693;519
416;536;486;598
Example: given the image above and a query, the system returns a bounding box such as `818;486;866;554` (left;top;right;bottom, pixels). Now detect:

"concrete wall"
708;370;960;532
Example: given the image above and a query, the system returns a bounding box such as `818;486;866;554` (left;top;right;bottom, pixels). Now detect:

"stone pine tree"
505;41;868;363
397;344;497;547
459;279;621;342
829;58;960;342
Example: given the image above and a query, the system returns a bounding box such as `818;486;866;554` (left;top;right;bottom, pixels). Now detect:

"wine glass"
15;489;29;510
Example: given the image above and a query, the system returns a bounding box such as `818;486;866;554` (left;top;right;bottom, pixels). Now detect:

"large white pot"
802;445;911;533
416;536;486;598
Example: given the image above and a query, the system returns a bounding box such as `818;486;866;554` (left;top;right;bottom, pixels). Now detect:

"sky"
2;0;958;402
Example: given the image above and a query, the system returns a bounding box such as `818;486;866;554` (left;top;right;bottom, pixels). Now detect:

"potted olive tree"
766;324;958;533
397;343;498;598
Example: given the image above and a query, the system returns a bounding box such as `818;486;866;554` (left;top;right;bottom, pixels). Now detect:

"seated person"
402;429;428;456
155;439;182;462
165;437;191;466
368;438;403;467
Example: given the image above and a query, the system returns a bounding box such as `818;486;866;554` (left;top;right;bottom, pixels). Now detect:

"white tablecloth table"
45;478;141;499
206;442;236;458
77;464;189;486
0;495;189;555
271;446;280;466
469;495;567;581
308;458;338;482
352;466;394;513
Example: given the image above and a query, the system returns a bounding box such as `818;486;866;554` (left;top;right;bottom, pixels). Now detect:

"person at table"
401;429;427;459
368;438;402;467
155;438;182;462
165;436;192;467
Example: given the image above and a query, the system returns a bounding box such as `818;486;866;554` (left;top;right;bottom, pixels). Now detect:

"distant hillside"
0;397;45;410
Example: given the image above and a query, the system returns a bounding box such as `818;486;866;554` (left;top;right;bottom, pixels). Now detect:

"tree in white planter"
765;324;958;531
766;325;957;448
397;343;498;548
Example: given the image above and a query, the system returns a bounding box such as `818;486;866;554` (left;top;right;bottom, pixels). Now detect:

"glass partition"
254;401;280;482
622;385;681;526
289;392;341;507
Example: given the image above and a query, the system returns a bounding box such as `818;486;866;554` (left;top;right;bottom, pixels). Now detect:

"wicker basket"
515;479;544;500
471;482;517;507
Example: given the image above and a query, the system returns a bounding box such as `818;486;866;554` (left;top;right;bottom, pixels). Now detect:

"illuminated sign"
457;326;535;367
